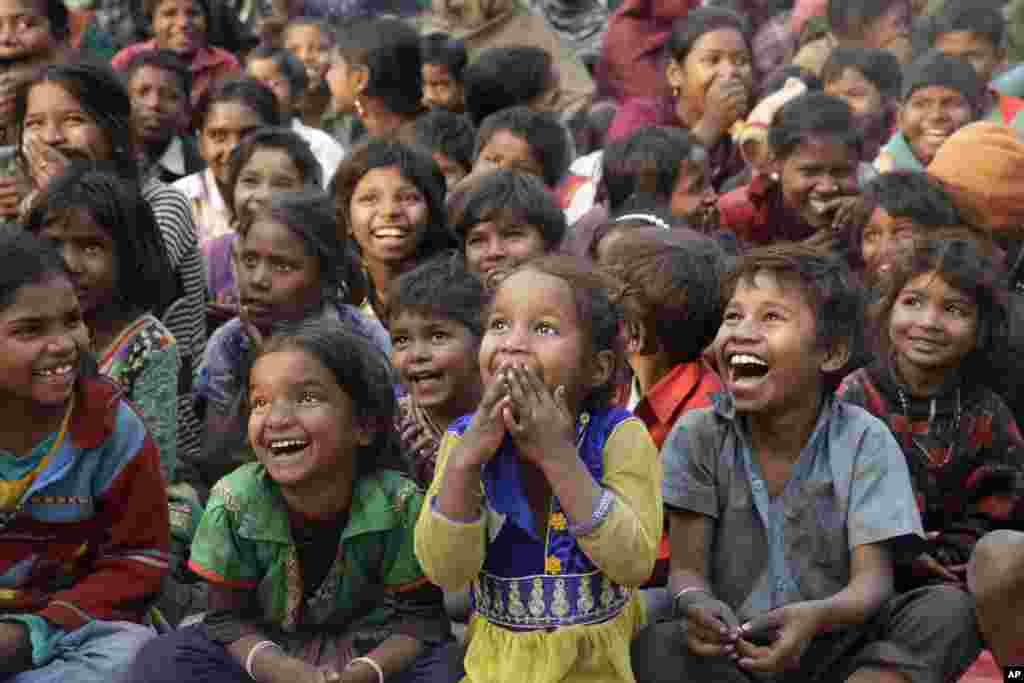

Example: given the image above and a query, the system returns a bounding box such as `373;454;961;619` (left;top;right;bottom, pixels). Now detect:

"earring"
672;87;680;99
355;97;366;118
770;172;780;182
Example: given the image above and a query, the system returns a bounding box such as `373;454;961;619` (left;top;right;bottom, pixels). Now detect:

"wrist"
693;117;725;146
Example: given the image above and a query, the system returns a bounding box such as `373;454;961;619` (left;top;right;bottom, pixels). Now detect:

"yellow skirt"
461;592;647;683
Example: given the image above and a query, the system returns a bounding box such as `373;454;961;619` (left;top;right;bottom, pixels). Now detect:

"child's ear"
352;63;370;96
820;338;852;374
353;417;375;448
588;349;616;392
665;59;685;92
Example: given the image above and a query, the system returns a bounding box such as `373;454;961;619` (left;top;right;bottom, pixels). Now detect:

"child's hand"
698;78;750;141
680;593;741;658
238;304;266;353
457;374;510;467
736;602;823;673
501;363;576;466
22;136;68;191
911;552;963;584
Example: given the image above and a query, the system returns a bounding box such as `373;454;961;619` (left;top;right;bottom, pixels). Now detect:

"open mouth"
373;227;411;242
409;369;444;388
267;438;309;457
727;353;770;384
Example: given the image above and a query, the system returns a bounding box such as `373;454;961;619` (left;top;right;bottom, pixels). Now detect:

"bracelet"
672;587;713;619
348;656;385;683
567;487;615;537
245;640;283;681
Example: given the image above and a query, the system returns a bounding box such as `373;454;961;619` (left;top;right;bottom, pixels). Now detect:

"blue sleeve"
1;615;65;666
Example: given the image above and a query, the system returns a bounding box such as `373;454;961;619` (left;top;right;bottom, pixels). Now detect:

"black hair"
827;0;907;39
409;109;476;171
44;0;68;41
768;92;862;160
463;46;553;126
421;32;468;83
195;77;283;132
143;0;209;22
0;225;70;312
475;106;571;187
821;47;903;101
602;229;725;364
226;127;323;220
16;62;136;179
122;49;193;105
665;7;751;63
928;2;1005;52
284;17;333;45
333;17;423;117
759;65;823;100
23;163;177;317
601;126;705;214
451;169;566;250
253;317;406;479
900;49;985;111
247;46;309;100
388;251;488;337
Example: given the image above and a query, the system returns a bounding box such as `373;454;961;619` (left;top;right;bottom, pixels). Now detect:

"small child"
332;139;456;321
0;229;169;682
471;106;572;189
451;169;566;283
416;255;663;683
794;0;913;74
822;47;903;162
838;235;1024;589
389;254;488;488
421;32;467;113
405;109;476;190
875;50;985;173
282;18;333;128
632;243;981;683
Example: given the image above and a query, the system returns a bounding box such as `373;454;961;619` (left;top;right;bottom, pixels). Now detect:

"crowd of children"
1;0;1024;681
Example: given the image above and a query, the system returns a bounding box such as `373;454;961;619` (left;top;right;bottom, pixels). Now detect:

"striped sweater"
0;377;170;630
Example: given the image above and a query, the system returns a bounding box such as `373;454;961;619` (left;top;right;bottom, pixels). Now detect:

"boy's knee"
969;530;1024;599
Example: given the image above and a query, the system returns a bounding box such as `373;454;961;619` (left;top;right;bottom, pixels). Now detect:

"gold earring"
672;87;680;99
355;97;365;118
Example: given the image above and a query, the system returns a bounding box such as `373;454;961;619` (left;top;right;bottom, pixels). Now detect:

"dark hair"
821;47;903;101
332;138;455;263
142;0;209;21
44;0;69;41
828;0;907;39
475;106;571;187
872;232;1007;382
601;126;705;213
500;255;624;410
408;109;476;171
17;62;136;179
388;252;488;336
23;164;177;316
901;49;985;111
253;317;406;479
247;47;309;100
226;127;323;220
928;3;1005;51
864;171;960;225
421;32;468;82
333;17;423;117
722;243;863;358
122;49;192;105
195;77;283;132
665;7;751;63
602;229;725;364
284;17;333;45
759;65;823;99
451;169;566;250
463;46;553;125
768;92;862;160
0;225;69;312
587;208;681;261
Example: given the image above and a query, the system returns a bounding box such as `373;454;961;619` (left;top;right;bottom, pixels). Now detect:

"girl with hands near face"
417;257;664;683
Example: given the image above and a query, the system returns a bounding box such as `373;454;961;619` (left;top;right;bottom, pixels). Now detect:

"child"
173;77;282;252
875;50;985;173
471;106;572;189
404;109;475;191
415;255;663;683
421;32;467;113
390;254;487;488
794;0;913;74
125;318;457;683
718;92;862;247
451;169;566;283
632;243;982;683
124;50;204;184
282;18;333;128
332;138;456;321
822;47;903;163
0;228;169;682
462;46;554;126
196;189;388;494
837;235;1024;590
928;3;1024;133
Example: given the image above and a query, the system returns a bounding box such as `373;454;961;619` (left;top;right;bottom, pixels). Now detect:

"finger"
515;363;547;406
736;638;782;672
687;635;736;659
505;365;531;410
502;401;523;433
689;620;730;646
740;610;783;637
688;606;732;637
553;385;572;421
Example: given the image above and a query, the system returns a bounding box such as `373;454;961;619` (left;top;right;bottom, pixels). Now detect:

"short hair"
333;17;423;117
226;127;323;220
0;225;69;312
666;7;750;63
421;32;468;82
768;92;862;161
387;252;488;337
195;77;283;131
821;47;903;101
901;49;985;111
44;0;68;41
722;243;863;357
122;49;193;105
928;2;1005;51
451;169;566;250
602;229;726;364
759;65;823;100
463;46;553;125
247;46;309;99
408;109;476;171
828;0;907;40
475;106;572;187
602;126;705;213
864;171;960;225
23;163;178;317
142;0;209;22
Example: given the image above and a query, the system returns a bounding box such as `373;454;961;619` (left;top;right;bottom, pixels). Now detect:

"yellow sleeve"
413;431;487;592
577;417;664;587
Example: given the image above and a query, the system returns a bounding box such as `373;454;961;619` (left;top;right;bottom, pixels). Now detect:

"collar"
156;136;186;176
641;361;706;425
711;389;834;450
68;376;125;450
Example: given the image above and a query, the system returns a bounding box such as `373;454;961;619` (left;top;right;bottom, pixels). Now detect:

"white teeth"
269;439;309;450
35;364;73;377
730;354;768;366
